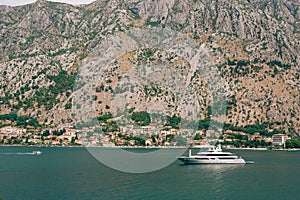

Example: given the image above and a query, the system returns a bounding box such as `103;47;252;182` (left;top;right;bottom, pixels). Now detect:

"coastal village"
0;122;295;149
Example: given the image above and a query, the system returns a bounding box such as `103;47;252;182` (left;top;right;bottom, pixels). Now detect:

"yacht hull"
178;157;246;164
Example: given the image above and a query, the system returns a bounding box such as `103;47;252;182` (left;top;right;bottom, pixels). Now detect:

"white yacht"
178;144;247;164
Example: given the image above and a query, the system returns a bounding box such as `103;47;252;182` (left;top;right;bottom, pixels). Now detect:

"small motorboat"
32;151;42;155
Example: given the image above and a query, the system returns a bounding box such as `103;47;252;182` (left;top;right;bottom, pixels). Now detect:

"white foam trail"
0;152;35;155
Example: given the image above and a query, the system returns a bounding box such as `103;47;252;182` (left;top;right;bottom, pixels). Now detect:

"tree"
285;138;300;148
0;112;17;121
198;118;211;130
16;116;31;126
28;118;39;127
43;130;50;136
15;115;40;127
165;115;181;129
134;137;145;146
102;121;119;133
71;137;76;145
131;111;151;126
194;134;202;140
98;112;113;122
25;137;29;144
53;129;65;136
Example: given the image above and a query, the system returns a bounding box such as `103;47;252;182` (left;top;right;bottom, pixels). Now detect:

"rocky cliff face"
0;0;299;135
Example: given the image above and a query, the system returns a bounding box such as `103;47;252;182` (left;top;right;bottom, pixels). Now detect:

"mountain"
0;0;299;135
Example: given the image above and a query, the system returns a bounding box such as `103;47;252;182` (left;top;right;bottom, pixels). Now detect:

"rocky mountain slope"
0;0;299;135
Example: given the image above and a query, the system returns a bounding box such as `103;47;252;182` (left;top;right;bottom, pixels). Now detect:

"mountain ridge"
0;0;299;135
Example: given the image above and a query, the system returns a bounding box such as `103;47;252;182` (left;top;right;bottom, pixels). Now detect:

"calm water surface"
0;147;299;200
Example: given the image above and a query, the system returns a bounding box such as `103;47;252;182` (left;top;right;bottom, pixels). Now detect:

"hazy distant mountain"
0;0;299;135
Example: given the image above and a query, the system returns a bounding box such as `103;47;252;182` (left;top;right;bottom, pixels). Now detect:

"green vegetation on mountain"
30;70;76;110
131;111;151;126
223;123;281;137
197;116;281;137
101;121;119;133
98;112;113;123
165;115;181;129
0;112;40;128
0;112;18;121
198;118;212;130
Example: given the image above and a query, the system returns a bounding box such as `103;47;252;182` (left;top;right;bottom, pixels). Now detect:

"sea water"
0;147;299;200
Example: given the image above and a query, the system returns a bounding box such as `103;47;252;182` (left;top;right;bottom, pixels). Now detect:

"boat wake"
0;151;42;155
0;152;33;155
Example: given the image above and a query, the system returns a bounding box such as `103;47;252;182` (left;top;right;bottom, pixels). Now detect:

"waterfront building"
0;126;26;135
272;134;289;148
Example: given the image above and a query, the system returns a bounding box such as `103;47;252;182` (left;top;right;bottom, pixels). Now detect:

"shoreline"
1;145;297;151
0;144;187;149
224;147;268;151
